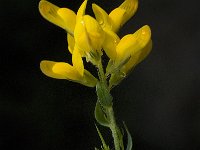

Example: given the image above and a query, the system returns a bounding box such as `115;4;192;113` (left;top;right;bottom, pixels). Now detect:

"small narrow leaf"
116;127;124;150
95;101;110;127
95;124;110;150
123;123;133;150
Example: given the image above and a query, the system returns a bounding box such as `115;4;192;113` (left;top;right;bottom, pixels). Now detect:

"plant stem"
97;59;121;150
107;107;121;150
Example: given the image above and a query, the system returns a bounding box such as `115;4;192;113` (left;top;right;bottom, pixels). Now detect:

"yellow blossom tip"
39;0;66;30
40;60;67;79
109;0;138;32
109;8;126;32
77;0;88;21
92;4;112;30
57;8;76;35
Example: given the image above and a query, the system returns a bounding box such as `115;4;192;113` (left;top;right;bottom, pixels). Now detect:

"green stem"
97;59;121;150
107;107;121;150
97;59;107;86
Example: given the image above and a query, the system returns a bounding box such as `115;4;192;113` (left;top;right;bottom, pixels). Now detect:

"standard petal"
57;8;76;35
92;4;112;30
109;8;126;32
74;20;91;53
116;25;151;64
72;48;84;76
76;0;87;22
119;0;138;24
74;0;90;53
39;0;66;30
74;15;105;54
84;15;105;51
109;0;138;32
103;29;120;60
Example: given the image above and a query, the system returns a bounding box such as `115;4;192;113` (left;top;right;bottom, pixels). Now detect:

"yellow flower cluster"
39;0;152;88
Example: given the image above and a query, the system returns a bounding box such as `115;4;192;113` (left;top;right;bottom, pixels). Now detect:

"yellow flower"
74;0;105;62
106;25;152;87
40;48;97;87
39;0;76;35
39;0;106;63
92;0;138;32
38;0;152;88
39;0;77;55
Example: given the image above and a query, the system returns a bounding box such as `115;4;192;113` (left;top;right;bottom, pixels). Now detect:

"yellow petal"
116;34;133;61
74;15;105;54
75;0;105;55
121;39;152;73
52;62;82;80
74;20;91;53
76;0;87;22
57;8;76;35
67;33;75;54
39;0;66;30
83;15;105;51
109;0;138;32
135;39;152;65
109;8;126;32
119;0;138;24
40;61;97;87
74;0;90;52
108;39;152;88
92;4;112;30
103;29;120;60
72;47;84;76
40;60;66;79
116;25;151;64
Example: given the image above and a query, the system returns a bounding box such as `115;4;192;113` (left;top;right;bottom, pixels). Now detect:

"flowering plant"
38;0;152;149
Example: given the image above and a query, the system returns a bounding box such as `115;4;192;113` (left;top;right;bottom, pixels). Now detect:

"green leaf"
123;122;133;150
96;82;113;107
95;101;110;127
95;124;110;150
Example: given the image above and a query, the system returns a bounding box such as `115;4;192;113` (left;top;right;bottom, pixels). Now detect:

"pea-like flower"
39;0;98;87
38;0;152;88
105;25;152;87
92;0;138;32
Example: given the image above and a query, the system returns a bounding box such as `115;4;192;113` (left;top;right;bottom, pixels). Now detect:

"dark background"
0;0;200;150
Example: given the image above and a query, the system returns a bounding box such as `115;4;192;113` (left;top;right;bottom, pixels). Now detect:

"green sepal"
109;71;126;89
123;122;133;150
95;124;110;150
95;101;110;127
96;82;113;107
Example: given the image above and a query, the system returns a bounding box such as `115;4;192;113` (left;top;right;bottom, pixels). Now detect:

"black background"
0;0;200;150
